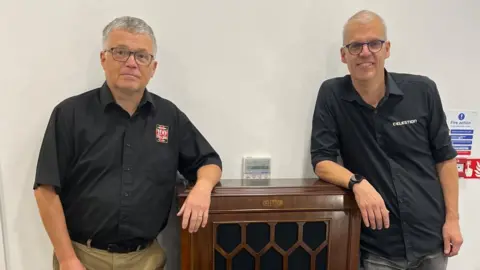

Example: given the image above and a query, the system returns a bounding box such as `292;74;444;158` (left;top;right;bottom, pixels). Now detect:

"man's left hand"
442;218;463;257
177;180;212;233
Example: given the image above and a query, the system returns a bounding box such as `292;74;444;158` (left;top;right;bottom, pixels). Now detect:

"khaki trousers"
53;240;166;270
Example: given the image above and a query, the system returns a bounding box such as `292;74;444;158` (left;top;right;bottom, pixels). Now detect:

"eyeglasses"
106;47;154;66
344;40;385;55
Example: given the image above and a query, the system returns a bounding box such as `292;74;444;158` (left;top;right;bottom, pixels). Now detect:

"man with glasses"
33;16;222;270
310;10;462;270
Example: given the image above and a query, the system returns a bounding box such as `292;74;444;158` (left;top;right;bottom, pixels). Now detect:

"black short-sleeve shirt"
33;82;222;244
310;70;456;262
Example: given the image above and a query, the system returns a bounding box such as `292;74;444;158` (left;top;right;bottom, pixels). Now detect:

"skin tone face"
341;17;390;83
100;29;158;96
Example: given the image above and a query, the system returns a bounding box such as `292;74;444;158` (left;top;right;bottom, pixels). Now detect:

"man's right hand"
352;180;390;230
59;258;86;270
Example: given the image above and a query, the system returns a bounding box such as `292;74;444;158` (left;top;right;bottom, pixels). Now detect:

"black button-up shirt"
310;70;456;262
33;82;222;244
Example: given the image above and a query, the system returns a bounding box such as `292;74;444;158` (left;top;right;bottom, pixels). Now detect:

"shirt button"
124;192;129;197
124;167;131;171
126;143;131;147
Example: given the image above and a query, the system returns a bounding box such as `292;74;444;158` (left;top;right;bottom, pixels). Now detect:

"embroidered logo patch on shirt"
155;124;169;143
392;119;418;127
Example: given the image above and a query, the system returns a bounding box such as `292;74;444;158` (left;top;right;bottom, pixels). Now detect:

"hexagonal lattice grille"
214;221;328;270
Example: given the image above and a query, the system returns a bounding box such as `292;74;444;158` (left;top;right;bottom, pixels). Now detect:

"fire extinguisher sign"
457;158;480;179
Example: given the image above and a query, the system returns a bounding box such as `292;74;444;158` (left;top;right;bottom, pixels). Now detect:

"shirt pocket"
136;119;178;184
140;140;178;186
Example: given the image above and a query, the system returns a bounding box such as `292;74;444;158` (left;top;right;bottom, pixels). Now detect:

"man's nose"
359;44;372;57
125;53;138;67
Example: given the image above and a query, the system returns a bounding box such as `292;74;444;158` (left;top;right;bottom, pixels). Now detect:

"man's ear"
385;41;391;59
150;60;158;78
340;47;347;64
100;51;107;69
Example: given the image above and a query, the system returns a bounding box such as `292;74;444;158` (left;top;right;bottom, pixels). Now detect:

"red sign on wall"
457;158;467;178
457;158;480;179
456;150;472;156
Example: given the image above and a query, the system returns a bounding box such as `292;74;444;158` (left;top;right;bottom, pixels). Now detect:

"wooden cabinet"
177;178;361;270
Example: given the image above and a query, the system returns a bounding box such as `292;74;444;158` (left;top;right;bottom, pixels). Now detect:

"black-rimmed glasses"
344;40;385;55
105;47;154;66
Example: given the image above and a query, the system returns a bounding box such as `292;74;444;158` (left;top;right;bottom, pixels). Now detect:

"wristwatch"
348;174;365;190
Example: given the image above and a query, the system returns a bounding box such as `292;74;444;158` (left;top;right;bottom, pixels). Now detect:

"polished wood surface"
180;178;350;195
178;178;361;270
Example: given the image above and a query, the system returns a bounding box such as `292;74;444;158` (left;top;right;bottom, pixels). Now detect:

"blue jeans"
360;251;448;270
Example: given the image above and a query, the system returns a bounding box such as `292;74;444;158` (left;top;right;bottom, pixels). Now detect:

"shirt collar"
341;69;403;102
99;82;156;111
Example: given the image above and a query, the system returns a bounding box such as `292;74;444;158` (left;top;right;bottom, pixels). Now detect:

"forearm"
195;164;222;191
436;158;460;220
34;185;76;262
314;160;353;189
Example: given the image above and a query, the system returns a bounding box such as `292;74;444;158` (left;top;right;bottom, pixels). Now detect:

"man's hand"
59;258;85;270
177;180;212;233
442;218;463;257
353;180;390;230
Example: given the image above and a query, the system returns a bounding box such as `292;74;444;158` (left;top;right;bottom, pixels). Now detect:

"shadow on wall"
302;107;317;179
157;173;185;270
302;42;345;179
0;162;9;270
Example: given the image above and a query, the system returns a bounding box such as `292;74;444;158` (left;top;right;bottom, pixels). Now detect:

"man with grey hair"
310;10;463;270
33;16;222;270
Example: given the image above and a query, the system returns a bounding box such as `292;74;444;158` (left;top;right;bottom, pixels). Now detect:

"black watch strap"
348;174;365;190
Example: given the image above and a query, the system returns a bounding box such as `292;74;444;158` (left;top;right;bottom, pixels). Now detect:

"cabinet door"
184;210;356;270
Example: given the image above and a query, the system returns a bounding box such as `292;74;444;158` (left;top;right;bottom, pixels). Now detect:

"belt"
71;235;153;253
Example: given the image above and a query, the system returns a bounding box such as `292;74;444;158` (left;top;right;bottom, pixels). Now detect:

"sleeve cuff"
311;155;338;168
33;182;62;194
432;145;458;163
201;156;223;170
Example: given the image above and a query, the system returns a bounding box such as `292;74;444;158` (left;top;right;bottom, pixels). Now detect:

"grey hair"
342;10;387;45
102;16;157;55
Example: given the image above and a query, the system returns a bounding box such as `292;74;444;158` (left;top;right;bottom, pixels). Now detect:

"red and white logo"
463;159;480;179
155;125;169;143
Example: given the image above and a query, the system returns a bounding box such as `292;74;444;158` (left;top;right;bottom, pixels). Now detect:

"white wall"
1;0;479;269
0;162;7;270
